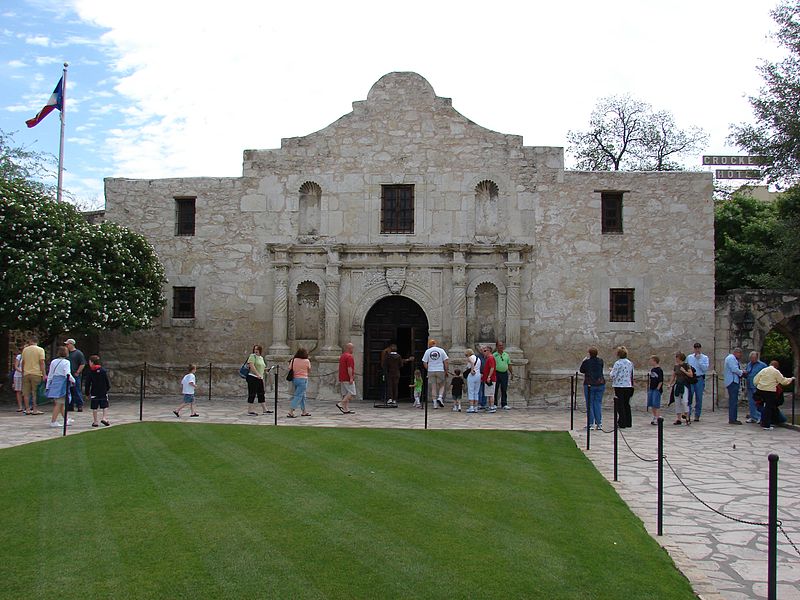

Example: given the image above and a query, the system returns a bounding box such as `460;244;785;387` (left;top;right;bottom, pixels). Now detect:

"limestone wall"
100;72;715;402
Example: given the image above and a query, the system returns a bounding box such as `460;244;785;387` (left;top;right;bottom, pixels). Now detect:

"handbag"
286;358;295;382
238;356;250;379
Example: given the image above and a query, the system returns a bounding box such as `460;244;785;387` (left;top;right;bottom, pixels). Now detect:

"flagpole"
56;62;68;203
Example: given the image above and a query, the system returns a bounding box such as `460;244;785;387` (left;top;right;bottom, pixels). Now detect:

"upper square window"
381;185;414;234
601;192;623;234
175;197;196;236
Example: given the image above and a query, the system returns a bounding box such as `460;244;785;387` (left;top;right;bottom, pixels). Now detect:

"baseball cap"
693;342;702;348
64;338;76;345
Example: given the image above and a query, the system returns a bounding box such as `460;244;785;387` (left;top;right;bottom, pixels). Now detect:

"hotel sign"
715;169;763;180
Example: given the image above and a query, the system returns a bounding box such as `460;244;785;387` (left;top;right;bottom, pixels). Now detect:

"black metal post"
767;453;779;600
586;383;591;450
62;385;69;437
139;368;144;422
208;362;212;404
424;393;428;430
143;361;148;402
274;366;279;426
657;417;664;536
792;386;796;425
570;375;574;431
613;400;618;481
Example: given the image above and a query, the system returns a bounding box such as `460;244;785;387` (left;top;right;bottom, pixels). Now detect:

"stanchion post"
274;366;279;426
143;361;147;401
767;453;779;600
62;386;69;437
570;375;575;431
424;393;428;430
657;417;664;536
208;362;212;404
586;383;591;450
613;400;618;482
139;368;144;422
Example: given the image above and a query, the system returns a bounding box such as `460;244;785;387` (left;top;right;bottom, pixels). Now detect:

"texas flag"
26;77;63;128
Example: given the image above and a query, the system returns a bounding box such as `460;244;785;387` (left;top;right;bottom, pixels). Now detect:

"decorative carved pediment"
385;267;406;294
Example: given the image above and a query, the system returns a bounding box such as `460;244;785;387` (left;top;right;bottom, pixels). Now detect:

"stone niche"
474;282;499;344
293;280;321;344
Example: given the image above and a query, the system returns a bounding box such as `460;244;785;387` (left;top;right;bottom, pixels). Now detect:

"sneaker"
49;421;60;428
650;419;657;426
595;424;601;430
92;422;99;427
452;405;459;412
729;420;743;425
489;406;497;413
457;407;462;412
466;407;477;413
190;414;199;418
745;417;756;423
66;418;74;425
693;416;700;422
502;405;511;410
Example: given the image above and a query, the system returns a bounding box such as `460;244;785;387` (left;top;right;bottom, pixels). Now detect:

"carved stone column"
269;246;291;355
505;249;523;354
321;245;342;355
450;249;467;354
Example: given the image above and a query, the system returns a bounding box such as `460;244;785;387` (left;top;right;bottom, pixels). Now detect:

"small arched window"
475;180;499;236
299;181;322;236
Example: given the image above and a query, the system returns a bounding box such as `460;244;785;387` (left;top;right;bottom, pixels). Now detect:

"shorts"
483;381;495;396
340;381;357;397
22;374;42;399
183;394;195;404
428;372;445;387
647;389;662;409
90;395;109;410
413;391;421;402
452;392;462;400
53;396;66;405
13;374;22;392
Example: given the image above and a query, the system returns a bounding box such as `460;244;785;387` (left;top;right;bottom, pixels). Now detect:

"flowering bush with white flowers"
0;177;166;334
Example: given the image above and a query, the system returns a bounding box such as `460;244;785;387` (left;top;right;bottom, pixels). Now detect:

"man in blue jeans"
744;351;767;423
723;348;744;424
686;342;709;422
65;338;86;412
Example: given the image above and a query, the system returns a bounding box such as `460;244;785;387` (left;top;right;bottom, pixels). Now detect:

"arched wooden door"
363;296;429;401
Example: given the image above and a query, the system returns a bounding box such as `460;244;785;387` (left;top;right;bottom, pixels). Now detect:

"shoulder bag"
238;355;251;379
286;358;295;382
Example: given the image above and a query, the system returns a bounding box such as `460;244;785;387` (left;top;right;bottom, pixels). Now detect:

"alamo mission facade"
100;72;715;401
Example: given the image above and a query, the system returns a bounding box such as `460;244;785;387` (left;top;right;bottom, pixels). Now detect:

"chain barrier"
663;455;769;528
616;429;659;463
779;525;800;559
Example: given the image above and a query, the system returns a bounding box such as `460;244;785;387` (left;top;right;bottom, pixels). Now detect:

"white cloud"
25;35;50;47
35;55;63;66
7;59;26;68
67;0;779;183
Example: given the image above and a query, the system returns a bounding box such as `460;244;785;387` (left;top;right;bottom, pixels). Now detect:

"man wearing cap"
65;339;86;412
744;351;767;424
723;347;744;424
686;342;709;422
422;339;449;408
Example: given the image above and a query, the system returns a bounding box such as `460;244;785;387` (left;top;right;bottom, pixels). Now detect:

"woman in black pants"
246;345;271;415
609;346;634;428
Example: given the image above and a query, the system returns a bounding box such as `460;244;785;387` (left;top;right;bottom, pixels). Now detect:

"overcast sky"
0;0;782;207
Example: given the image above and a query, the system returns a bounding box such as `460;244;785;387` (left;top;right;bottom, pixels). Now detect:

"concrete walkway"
1;396;798;599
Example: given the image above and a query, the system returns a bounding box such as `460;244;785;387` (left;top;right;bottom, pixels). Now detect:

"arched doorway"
363;296;429;401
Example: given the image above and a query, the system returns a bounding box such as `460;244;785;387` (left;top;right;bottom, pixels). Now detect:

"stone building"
101;72;715;402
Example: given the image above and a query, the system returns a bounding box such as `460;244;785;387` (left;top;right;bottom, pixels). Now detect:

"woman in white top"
465;349;482;414
609;346;634;429
46;345;75;428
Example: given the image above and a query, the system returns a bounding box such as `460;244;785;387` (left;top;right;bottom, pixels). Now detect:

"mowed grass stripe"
0;423;696;600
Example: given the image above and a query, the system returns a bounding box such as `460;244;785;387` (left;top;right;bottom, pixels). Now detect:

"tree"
0;176;166;336
568;95;708;171
0;130;56;195
714;186;800;294
730;1;800;183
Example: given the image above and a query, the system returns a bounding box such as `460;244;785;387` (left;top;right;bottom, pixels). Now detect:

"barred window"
601;192;623;234
173;287;195;319
381;185;414;234
175;197;196;236
609;288;635;322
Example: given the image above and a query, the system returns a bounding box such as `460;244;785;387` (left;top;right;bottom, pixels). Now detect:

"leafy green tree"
567;95;707;171
714;193;778;293
730;1;800;183
0;176;166;335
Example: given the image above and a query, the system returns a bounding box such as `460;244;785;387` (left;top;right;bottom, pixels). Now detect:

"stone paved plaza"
1;397;798;600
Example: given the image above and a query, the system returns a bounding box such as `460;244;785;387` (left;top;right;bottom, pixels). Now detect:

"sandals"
301;412;311;417
286;413;297;418
336;403;346;414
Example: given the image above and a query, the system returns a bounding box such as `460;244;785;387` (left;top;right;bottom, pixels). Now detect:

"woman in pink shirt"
287;348;312;418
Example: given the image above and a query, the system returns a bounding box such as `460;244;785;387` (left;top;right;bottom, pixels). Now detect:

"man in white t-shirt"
422;339;449;408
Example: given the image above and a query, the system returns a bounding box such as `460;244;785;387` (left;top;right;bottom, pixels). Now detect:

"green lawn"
0;424;695;599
